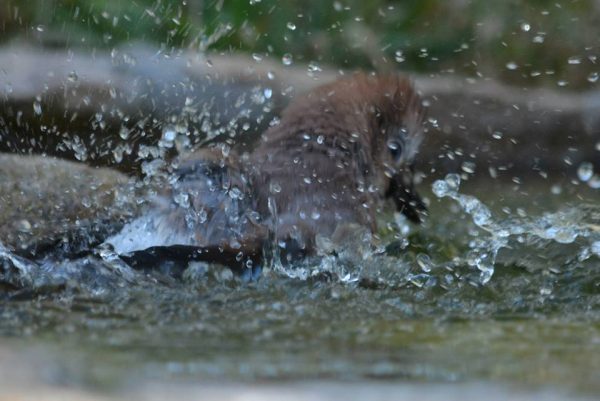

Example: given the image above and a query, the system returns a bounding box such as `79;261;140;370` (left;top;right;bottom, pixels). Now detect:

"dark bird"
107;73;426;278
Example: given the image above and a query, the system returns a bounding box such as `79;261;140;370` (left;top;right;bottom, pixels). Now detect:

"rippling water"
1;175;599;396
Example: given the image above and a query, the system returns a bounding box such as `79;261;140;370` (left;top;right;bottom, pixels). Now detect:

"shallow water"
1;175;599;397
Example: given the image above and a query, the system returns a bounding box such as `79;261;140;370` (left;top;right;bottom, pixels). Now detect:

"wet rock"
415;77;600;180
0;44;285;174
1;44;598;179
0;153;139;257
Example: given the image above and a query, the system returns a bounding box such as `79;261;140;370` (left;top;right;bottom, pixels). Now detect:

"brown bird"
107;73;426;278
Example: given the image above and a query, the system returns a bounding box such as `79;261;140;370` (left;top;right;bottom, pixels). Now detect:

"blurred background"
2;0;600;89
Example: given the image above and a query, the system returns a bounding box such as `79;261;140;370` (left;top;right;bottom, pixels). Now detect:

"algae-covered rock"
0;153;140;257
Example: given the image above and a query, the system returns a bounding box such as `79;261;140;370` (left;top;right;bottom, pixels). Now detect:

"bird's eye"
387;140;403;161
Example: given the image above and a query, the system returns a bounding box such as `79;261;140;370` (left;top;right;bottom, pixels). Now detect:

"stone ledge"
1;44;598;179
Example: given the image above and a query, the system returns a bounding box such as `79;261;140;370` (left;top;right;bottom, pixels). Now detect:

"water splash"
268;225;377;283
432;173;600;284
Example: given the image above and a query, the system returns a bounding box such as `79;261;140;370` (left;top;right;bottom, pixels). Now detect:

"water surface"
1;176;599;397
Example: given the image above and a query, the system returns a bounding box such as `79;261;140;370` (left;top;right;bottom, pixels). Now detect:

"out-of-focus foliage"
2;0;600;88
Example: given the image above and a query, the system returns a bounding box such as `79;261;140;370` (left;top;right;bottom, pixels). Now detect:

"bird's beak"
386;170;427;224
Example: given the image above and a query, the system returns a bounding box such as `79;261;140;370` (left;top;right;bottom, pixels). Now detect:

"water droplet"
461;161;476;174
198;208;208;224
33;101;42;116
432;180;449;198
252;53;263;62
282;53;293;66
162;127;177;142
263;88;272;99
229;187;243;200
16;219;32;233
307;62;322;74
506;62;518;70
445;173;461;191
588;175;600;189
588;72;599;83
220;144;231;157
174;192;190;208
269;182;282;193
577;162;594;182
394;50;405;63
578;247;591;262
568;56;581;65
407;273;430;288
387;140;400;151
67;71;78;82
543;227;577;244
70;138;88;161
520;22;531;32
286;22;296;31
119;126;130;140
416;253;433;273
462;196;492;227
476;261;495;284
532;35;544;44
473;206;492;227
112;148;123;164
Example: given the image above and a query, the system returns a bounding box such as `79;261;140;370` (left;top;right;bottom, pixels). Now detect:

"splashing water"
432;173;600;284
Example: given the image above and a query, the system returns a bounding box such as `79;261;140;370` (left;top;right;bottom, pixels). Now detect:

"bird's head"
352;73;428;223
